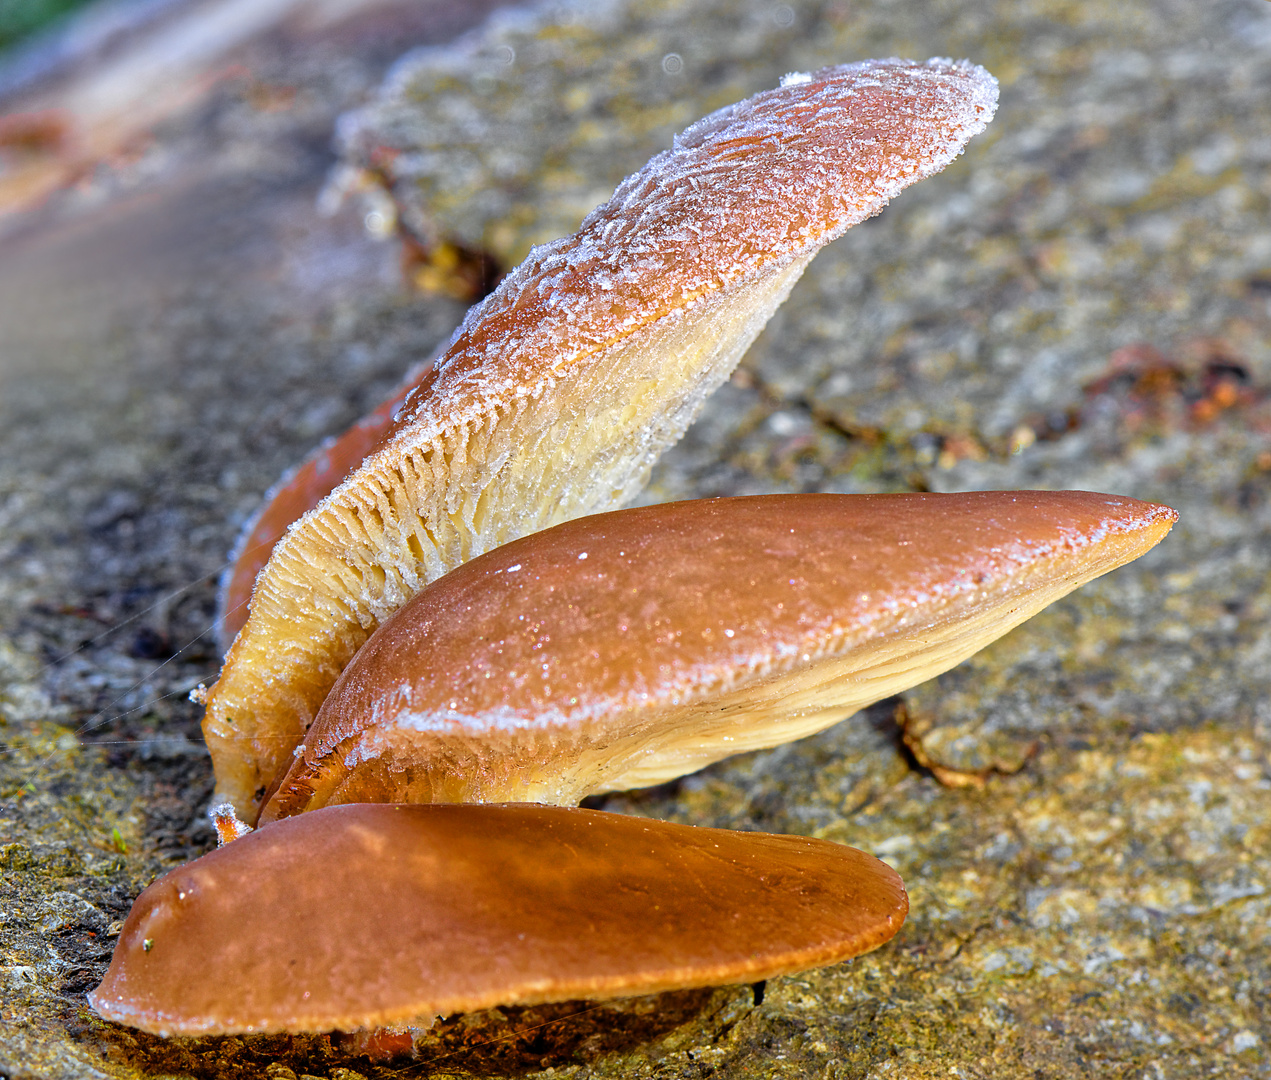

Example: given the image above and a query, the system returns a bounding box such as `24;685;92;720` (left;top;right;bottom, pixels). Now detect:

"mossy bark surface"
1;0;1268;1077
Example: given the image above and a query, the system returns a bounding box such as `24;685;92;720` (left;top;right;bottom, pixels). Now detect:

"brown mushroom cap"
259;491;1176;821
89;802;908;1036
203;58;1000;820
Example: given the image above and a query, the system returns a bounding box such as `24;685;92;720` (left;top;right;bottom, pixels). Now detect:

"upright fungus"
202;58;1000;821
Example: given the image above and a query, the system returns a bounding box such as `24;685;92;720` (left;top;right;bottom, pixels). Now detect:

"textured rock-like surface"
1;0;1269;1077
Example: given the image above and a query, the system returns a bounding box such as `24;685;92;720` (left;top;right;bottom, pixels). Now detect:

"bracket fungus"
260;491;1176;821
201;57;1001;822
88;54;1182;1048
89;803;907;1036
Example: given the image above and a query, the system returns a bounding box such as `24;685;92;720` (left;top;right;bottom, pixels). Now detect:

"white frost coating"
386;56;1001;444
392;704;586;735
779;71;813;87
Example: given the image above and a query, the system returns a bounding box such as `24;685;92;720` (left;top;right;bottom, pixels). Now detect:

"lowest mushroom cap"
89;802;908;1036
203;58;1000;821
259;491;1177;821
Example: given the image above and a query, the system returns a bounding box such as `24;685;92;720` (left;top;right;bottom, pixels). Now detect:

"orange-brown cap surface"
260;491;1176;820
89;803;908;1036
203;59;1000;820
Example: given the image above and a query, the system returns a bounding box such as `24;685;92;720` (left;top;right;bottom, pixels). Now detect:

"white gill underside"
357;249;820;595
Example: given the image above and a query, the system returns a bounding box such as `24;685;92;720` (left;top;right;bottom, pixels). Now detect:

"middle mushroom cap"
258;490;1177;823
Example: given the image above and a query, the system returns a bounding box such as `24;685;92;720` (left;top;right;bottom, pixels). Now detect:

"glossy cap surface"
90;803;908;1036
261;491;1176;819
